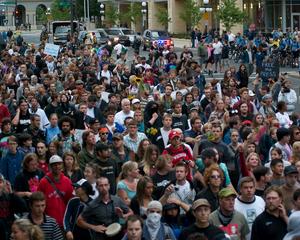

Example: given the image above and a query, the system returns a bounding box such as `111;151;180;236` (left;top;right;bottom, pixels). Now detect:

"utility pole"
14;0;17;29
70;0;74;36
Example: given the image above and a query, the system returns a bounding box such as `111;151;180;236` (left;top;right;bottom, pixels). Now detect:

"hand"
194;135;202;143
167;197;181;206
237;144;244;153
188;160;195;168
115;207;124;218
152;112;159;120
165;184;175;196
278;204;287;219
26;192;32;198
66;231;74;240
92;225;107;233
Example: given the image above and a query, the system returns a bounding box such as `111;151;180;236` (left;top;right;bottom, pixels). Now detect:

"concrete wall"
168;0;186;33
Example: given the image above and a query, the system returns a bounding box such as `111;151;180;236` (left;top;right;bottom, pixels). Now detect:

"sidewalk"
173;38;192;48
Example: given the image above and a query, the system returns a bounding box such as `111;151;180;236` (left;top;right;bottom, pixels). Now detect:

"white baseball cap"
49;155;63;164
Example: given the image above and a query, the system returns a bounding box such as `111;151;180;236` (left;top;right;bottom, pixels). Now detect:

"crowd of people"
0;26;300;240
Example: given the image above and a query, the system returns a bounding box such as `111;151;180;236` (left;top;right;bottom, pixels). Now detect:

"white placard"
44;43;60;57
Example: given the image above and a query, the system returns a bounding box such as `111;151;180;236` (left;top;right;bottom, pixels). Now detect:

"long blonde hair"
12;219;44;240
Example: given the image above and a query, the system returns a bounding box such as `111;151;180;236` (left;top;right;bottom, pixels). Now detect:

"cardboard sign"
260;60;279;81
44;43;60;57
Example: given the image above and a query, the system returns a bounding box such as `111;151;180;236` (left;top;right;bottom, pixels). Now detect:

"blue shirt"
0;150;24;185
45;125;61;144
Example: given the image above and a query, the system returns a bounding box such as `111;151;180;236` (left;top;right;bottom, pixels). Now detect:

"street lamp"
199;0;212;31
100;3;105;26
46;7;51;33
141;1;147;32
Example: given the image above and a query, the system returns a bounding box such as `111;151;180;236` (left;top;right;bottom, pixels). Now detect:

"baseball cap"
72;178;94;195
262;94;272;101
218;188;237;199
89;118;100;125
132;99;140;104
49;155;63;164
284;165;298;176
147;200;162;211
75;79;84;85
112;133;123;140
169;129;181;140
192;199;211;210
249;90;255;97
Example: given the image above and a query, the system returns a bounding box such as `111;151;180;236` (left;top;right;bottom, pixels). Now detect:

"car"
142;29;174;50
78;30;108;45
95;28;110;45
53;26;70;45
104;28;131;46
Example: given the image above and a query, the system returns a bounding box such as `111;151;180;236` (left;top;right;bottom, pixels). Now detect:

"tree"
105;1;119;27
119;3;142;24
36;6;47;25
216;0;246;31
155;5;171;31
179;0;202;32
50;0;71;21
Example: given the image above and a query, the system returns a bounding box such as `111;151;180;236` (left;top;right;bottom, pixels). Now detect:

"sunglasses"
100;132;109;135
210;175;221;179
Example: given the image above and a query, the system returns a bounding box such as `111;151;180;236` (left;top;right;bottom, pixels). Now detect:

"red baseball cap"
169;129;181;140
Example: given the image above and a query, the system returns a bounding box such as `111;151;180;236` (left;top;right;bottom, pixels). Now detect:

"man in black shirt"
179;198;228;240
253;166;271;197
251;186;288;240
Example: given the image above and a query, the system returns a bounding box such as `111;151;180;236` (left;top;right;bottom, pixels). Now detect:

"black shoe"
214;71;218;73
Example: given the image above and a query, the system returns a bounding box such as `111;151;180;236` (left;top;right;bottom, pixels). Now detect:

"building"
0;0;51;29
100;0;300;34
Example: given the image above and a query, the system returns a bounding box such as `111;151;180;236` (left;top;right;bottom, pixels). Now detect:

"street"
21;30;300;111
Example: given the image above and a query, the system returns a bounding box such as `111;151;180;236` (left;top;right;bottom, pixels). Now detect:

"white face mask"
146;212;161;228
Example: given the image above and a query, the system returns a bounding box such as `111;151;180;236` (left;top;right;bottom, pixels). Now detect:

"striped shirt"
25;213;64;240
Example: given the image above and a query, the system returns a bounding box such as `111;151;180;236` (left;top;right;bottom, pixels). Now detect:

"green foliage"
36;6;47;25
179;0;202;31
155;5;171;30
216;0;246;31
105;1;119;26
119;3;142;24
51;0;71;20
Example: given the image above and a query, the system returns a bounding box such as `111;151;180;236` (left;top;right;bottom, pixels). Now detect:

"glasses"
100;132;109;135
210;175;221;179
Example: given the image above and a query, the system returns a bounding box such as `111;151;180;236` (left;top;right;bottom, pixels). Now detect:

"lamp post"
199;0;212;32
141;1;147;32
100;3;105;27
46;7;51;33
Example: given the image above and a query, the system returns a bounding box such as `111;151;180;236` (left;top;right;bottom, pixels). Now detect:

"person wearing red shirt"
0;94;10;127
163;129;195;180
38;155;73;227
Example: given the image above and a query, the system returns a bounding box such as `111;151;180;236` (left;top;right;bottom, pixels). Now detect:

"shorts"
214;54;222;63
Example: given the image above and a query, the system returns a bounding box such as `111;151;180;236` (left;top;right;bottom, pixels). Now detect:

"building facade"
0;0;51;28
101;0;300;34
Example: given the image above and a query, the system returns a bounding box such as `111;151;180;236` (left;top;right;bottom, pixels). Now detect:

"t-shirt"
151;171;176;199
251;211;287;240
179;224;227;240
209;210;250;240
234;196;265;240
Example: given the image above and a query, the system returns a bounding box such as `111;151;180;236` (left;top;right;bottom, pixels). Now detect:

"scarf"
217;208;234;226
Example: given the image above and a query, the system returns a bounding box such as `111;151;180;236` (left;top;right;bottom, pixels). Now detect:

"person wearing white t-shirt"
115;98;134;127
234;177;265;240
212;38;223;73
100;63;112;85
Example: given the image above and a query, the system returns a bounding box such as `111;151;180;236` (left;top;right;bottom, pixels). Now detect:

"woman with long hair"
129;176;154;219
135;139;150;163
83;163;99;199
239;151;261;177
14;153;44;200
11;219;44;240
117;161;140;206
63;151;84;183
140;144;159;176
